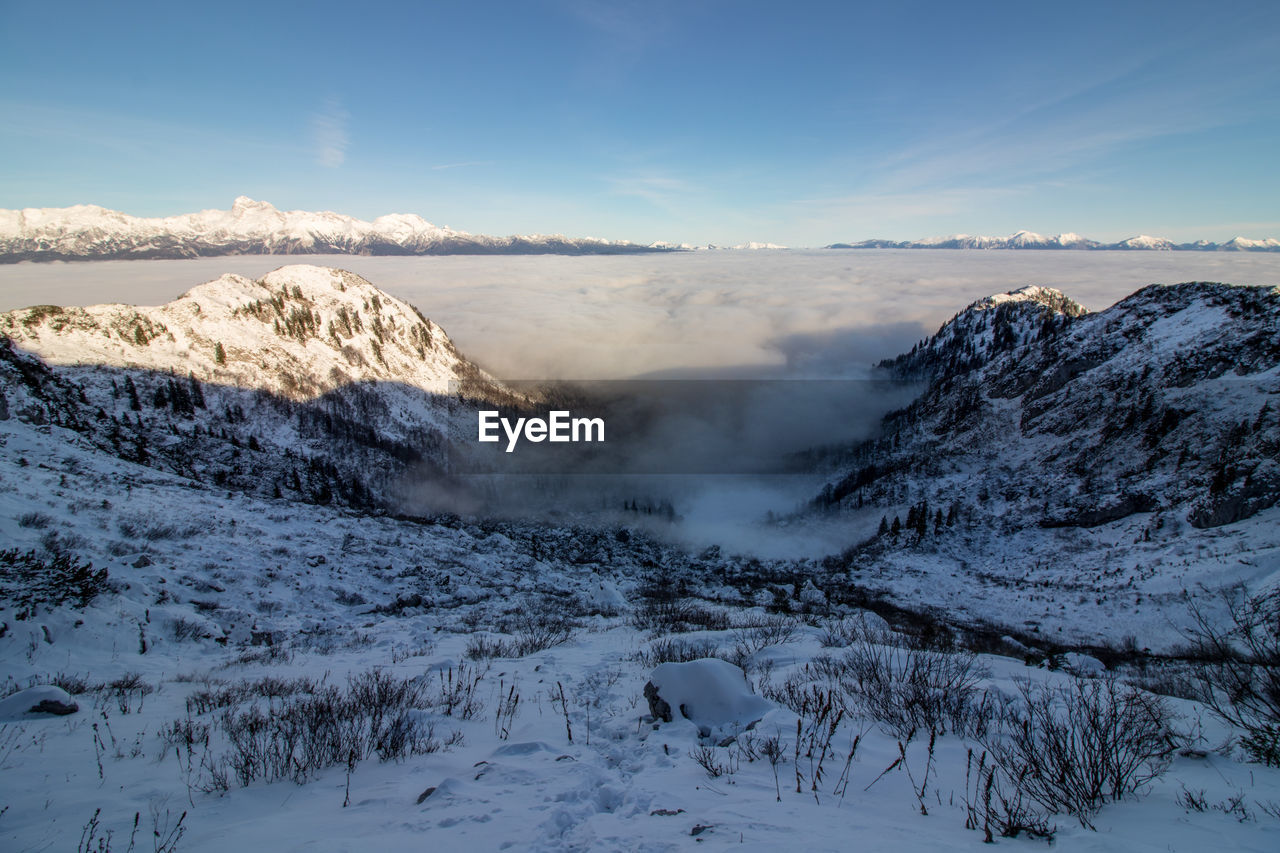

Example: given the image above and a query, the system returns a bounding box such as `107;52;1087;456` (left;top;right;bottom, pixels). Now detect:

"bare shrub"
631;597;729;635
216;669;443;787
170;617;208;642
963;748;1056;841
106;540;142;557
187;684;250;716
1122;662;1200;702
793;692;845;803
762;671;849;720
186;675;322;715
0;547;108;617
42;529;87;553
17;511;53;529
507;605;576;656
424;664;486;720
689;744;737;780
732;612;799;655
985;677;1180;828
30;671;93;695
838;636;989;738
228;644;292;666
493;679;520;741
98;672;155;715
333;588;367;606
466;604;577;660
77;807;186;853
116;516;197;541
158;717;212;760
761;733;787;801
634;637;720;669
1183;586;1280;765
818;613;884;648
465;634;512;660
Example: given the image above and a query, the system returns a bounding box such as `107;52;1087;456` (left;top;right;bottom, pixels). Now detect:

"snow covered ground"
3;406;1280;851
3;261;1280;849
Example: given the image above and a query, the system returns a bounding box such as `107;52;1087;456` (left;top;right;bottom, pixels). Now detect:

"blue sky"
2;0;1277;245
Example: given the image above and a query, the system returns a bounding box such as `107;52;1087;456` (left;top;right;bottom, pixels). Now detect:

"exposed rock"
643;681;673;724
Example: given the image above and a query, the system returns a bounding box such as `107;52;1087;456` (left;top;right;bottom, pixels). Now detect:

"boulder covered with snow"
644;659;772;739
0;685;79;720
1061;652;1106;677
580;579;628;615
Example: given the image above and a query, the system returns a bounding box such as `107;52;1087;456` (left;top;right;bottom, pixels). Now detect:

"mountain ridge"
0;265;522;510
821;280;1280;530
0;197;677;262
827;231;1280;252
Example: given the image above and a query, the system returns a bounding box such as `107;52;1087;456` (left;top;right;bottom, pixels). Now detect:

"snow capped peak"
988;284;1067;304
916;233;971;246
881;285;1089;382
1222;236;1280;250
731;241;788;250
1007;230;1048;246
1116;235;1174;250
231;196;276;214
0;264;482;405
965;285;1089;318
826;231;1278;252
0;200;673;260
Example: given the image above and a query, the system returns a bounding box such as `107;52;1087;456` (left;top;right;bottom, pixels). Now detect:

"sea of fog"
4;250;1279;556
4;249;1280;380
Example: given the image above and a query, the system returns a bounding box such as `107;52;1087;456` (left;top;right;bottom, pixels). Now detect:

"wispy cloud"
430;161;492;171
311;98;349;168
817;28;1280;232
605;174;697;210
0;99;295;160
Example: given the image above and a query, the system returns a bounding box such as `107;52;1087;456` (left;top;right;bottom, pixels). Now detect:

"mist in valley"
5;250;1279;556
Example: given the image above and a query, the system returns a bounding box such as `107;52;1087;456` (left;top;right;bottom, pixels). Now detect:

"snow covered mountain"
0;197;675;261
827;232;1280;251
7;267;1280;852
855;280;1280;529
0;265;517;508
813;281;1280;639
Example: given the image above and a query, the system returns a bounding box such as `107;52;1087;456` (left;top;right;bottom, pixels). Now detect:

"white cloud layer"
3;251;1279;380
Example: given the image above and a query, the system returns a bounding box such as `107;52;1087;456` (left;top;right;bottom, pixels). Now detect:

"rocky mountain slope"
828;231;1280;251
823;281;1280;527
0;197;674;261
811;281;1280;639
0;265;514;509
4;266;1279;644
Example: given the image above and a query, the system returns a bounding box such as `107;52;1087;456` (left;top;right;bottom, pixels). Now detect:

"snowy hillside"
2;342;1280;850
4;269;1280;849
0;197;675;261
0;265;518;510
815;281;1280;644
3;265;473;402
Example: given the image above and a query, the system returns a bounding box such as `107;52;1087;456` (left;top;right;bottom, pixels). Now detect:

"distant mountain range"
0;197;677;262
827;230;1280;251
3;199;1278;260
